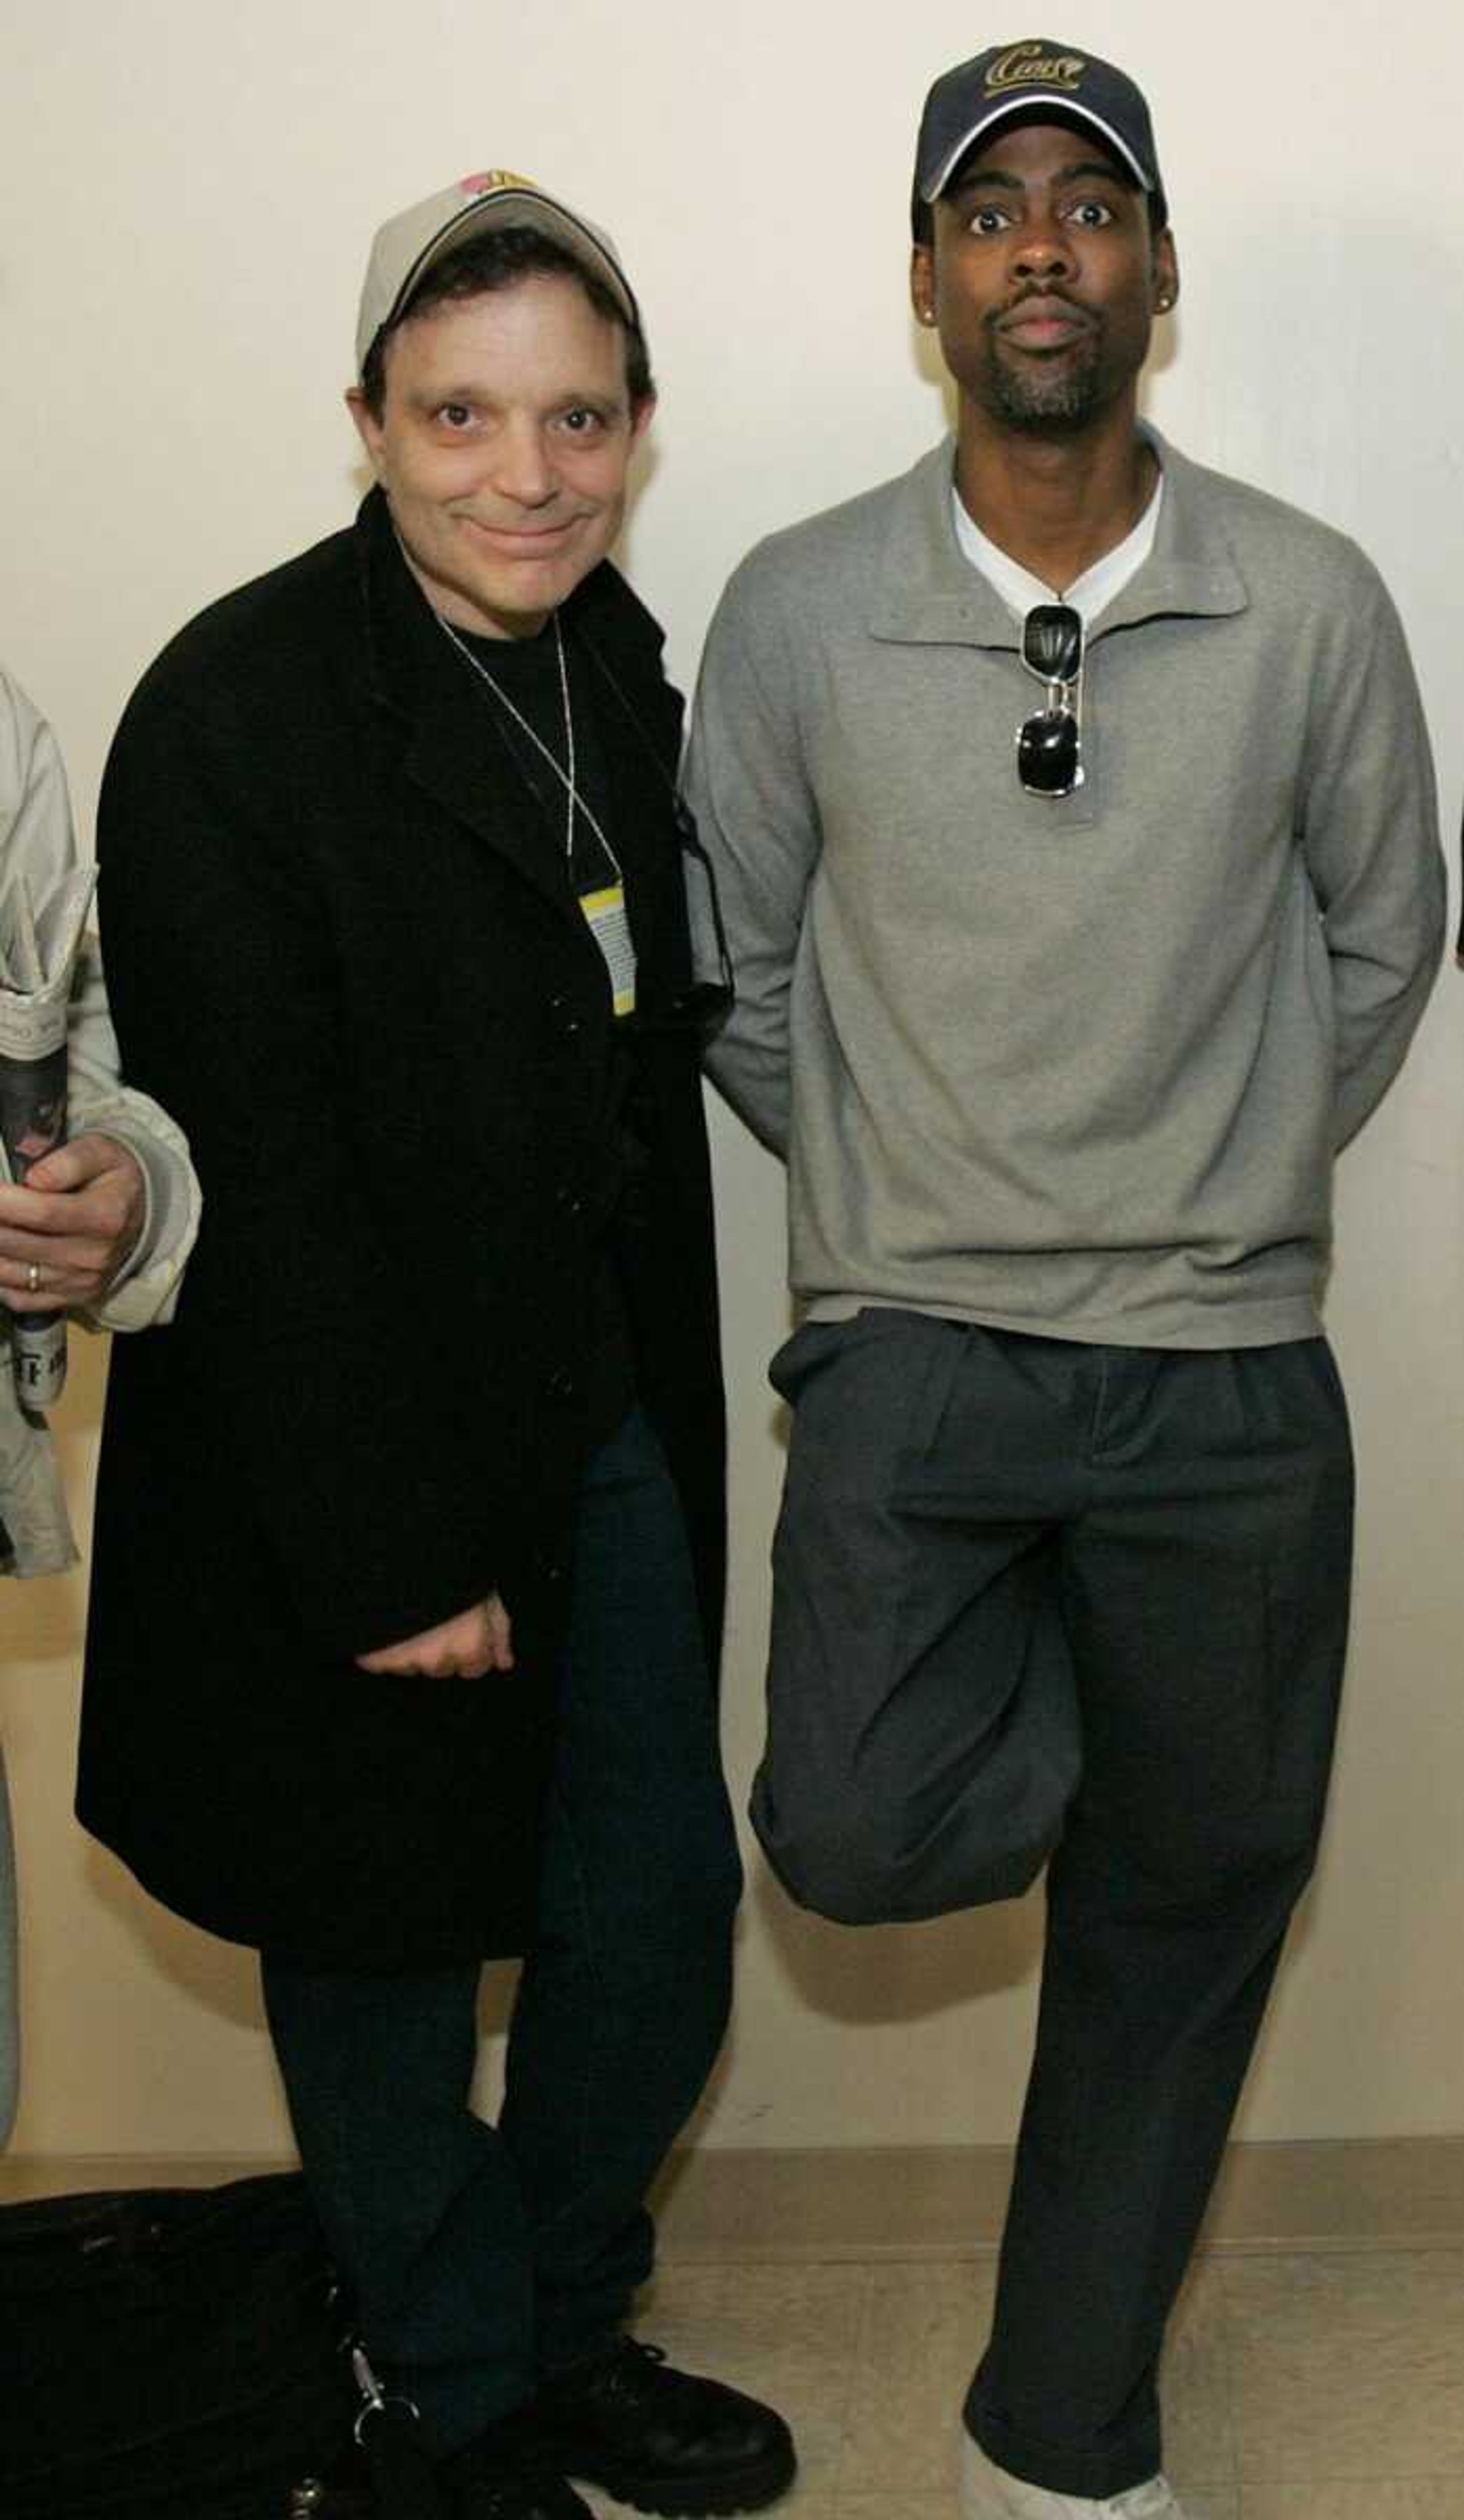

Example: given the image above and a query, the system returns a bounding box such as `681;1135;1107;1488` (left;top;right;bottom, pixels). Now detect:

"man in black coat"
78;172;793;2520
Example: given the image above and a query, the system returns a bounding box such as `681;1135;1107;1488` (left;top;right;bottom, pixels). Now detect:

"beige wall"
2;0;1462;2157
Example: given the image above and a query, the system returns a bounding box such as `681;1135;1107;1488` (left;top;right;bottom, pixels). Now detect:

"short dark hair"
359;225;655;420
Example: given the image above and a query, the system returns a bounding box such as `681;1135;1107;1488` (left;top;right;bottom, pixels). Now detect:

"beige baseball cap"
355;168;639;374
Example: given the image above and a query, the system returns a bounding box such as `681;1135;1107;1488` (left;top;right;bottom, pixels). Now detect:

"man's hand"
0;1132;146;1311
356;1593;516;1679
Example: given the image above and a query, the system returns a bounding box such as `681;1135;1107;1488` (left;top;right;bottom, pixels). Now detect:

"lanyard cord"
435;610;624;883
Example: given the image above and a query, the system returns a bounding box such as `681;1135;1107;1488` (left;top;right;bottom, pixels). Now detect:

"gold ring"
25;1261;42;1297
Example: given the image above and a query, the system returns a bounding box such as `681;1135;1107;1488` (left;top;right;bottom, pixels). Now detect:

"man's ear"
630;390;658;447
1152;229;1180;315
345;385;388;480
910;242;937;329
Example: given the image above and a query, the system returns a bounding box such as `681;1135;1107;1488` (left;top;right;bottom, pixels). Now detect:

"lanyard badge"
579;881;637;1017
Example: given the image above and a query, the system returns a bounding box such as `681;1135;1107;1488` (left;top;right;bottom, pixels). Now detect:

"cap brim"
921;98;1153;204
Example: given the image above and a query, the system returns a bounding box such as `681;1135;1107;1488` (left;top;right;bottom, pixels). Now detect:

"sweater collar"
867;428;1248;650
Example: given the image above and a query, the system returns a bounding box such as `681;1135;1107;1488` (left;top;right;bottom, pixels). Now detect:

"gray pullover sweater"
686;435;1444;1349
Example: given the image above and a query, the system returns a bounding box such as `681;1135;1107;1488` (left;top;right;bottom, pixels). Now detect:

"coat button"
554;1185;585;1217
545;1369;577;1402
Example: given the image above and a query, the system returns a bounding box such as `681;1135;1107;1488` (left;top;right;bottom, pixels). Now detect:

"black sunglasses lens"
1018;710;1081;796
1022;603;1084;683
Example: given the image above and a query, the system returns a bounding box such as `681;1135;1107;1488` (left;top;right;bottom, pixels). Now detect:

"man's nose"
1011;221;1076;283
490;421;557;507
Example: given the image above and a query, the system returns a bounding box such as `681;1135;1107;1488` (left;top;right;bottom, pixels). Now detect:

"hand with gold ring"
0;1132;147;1313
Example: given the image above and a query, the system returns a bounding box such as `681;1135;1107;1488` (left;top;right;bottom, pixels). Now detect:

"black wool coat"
77;492;726;1970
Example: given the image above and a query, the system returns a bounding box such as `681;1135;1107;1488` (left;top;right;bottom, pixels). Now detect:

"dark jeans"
765;1315;1353;2498
262;1407;742;2457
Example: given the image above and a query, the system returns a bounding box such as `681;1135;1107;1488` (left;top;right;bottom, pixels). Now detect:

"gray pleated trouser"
754;1311;1353;2497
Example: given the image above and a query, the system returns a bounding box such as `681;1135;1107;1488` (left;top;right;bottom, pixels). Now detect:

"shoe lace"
594;2328;680;2409
602;2338;669;2401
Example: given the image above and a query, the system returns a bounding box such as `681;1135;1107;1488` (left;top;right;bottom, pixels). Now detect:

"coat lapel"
572;591;685;987
355;489;583;929
353;491;691;991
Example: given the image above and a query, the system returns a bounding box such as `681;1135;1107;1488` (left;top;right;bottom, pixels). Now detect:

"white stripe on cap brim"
921;99;1153;204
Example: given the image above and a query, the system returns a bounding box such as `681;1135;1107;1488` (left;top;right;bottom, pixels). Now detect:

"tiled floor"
4;2155;1460;2515
605;2247;1464;2520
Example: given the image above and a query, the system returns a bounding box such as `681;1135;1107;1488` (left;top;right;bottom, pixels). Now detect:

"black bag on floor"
0;2171;361;2518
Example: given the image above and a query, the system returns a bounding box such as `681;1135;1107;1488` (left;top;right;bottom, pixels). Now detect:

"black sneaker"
528;2338;796;2517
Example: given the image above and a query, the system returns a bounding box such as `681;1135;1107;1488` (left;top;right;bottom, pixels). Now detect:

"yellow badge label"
580;883;637;1019
985;42;1087;95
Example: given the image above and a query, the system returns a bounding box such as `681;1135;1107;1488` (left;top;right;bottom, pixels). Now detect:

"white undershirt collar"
952;466;1164;629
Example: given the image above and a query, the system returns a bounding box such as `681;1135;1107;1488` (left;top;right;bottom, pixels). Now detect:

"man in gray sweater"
686;37;1444;2520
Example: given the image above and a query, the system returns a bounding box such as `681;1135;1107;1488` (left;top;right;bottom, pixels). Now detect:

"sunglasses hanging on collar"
1017;603;1085;799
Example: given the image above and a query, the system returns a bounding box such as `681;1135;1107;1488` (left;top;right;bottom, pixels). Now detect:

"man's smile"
455;511;585;550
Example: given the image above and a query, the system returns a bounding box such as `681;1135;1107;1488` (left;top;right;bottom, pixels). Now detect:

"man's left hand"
0;1133;146;1311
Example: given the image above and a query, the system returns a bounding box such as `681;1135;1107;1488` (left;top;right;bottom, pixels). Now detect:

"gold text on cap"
985;43;1087;95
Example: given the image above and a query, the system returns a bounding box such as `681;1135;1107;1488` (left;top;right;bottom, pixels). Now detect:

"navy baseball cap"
913;37;1168;230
